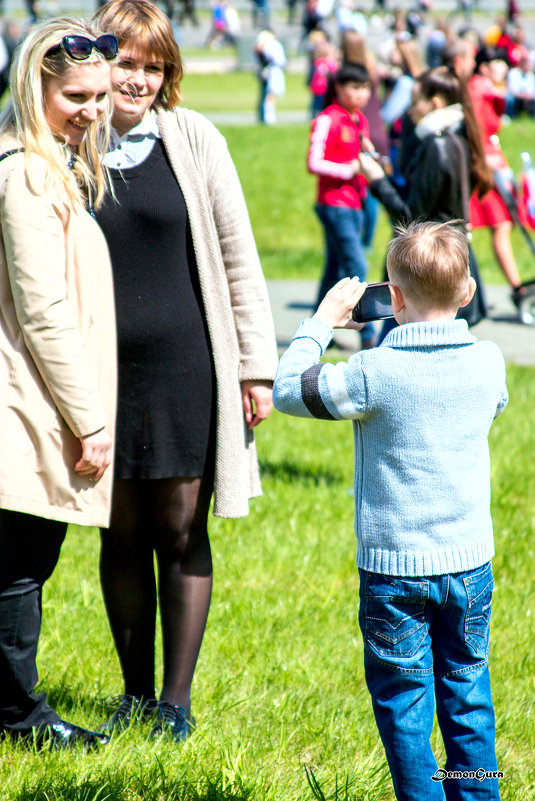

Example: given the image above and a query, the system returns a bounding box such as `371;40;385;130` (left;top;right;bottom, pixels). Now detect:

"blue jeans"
314;203;375;345
358;563;500;801
361;193;379;250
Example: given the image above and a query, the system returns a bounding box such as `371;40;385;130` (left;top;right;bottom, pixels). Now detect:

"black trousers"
0;509;67;732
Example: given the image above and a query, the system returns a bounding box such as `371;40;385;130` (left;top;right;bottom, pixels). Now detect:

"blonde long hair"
0;17;115;209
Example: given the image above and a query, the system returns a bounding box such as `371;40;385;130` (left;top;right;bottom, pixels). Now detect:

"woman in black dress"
94;0;278;742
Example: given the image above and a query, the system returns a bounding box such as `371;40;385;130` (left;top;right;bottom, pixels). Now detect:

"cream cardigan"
156;107;278;517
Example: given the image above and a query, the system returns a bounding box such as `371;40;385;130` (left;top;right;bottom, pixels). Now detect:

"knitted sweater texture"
273;318;508;576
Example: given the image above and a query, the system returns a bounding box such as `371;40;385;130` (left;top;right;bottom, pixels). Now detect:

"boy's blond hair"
386;221;470;309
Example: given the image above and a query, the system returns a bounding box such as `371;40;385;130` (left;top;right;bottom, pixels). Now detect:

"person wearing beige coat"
93;0;278;743
0;19;118;748
0;149;116;527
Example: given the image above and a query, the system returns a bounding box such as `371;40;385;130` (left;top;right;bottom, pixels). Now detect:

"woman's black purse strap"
0;148;24;163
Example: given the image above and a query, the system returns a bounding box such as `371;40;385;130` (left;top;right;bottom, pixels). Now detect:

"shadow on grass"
13;775;255;801
42;685;113;718
258;457;344;486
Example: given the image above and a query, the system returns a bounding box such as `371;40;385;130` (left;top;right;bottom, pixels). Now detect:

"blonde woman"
0;18;118;748
92;0;277;743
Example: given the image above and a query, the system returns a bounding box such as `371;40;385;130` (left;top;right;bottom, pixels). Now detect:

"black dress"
96;139;215;479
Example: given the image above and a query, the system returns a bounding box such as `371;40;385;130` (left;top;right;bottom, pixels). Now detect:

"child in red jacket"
307;61;376;347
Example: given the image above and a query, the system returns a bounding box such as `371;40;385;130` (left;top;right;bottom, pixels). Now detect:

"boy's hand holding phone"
314;277;367;330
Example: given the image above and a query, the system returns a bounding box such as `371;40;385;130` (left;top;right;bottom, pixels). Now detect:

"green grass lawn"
181;72;311;114
1;364;533;801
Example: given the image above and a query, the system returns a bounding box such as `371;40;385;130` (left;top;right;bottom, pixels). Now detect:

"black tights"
99;475;213;712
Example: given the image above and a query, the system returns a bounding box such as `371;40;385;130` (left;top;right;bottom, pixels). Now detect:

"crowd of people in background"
296;0;534;318
301;1;535;125
3;1;535;131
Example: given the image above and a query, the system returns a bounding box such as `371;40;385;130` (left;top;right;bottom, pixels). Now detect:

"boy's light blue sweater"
273;318;508;577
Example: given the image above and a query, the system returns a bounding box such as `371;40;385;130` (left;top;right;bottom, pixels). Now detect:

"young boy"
307;61;376;348
273;221;507;801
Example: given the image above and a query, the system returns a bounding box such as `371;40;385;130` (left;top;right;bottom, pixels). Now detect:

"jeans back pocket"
463;563;494;658
360;573;428;660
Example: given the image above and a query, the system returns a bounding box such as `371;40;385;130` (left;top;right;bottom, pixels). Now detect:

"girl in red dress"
468;49;524;304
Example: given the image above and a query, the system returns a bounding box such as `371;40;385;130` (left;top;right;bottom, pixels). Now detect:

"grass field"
181;72;312;115
1;71;534;801
1;365;533;801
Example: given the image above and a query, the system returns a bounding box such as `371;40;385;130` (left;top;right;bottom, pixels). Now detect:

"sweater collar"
382;319;476;349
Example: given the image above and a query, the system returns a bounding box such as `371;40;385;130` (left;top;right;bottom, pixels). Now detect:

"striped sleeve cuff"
292;317;333;353
301;364;336;419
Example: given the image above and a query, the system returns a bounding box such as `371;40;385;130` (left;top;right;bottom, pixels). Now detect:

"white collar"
109;109;160;149
415;103;464;140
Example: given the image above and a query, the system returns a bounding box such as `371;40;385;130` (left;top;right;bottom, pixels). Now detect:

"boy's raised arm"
273;279;368;421
273;317;334;418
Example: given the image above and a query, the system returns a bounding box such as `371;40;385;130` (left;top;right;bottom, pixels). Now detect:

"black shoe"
102;694;157;734
35;719;109;749
511;285;525;309
149;701;195;743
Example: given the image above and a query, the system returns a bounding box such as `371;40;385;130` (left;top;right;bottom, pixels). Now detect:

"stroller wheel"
518;294;535;325
512;282;535;325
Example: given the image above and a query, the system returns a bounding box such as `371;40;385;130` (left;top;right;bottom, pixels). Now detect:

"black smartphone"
352;282;393;323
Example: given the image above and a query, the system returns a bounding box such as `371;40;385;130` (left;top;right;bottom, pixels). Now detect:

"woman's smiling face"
110;46;165;135
44;60;111;147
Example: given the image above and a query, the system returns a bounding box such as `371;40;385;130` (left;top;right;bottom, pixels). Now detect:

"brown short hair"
386;221;470;308
94;0;182;109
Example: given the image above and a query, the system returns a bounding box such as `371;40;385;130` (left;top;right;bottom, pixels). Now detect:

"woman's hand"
241;380;273;430
314;277;367;330
359;152;385;182
75;428;113;482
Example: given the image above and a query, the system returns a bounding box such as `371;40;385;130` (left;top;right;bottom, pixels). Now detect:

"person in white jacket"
255;29;286;124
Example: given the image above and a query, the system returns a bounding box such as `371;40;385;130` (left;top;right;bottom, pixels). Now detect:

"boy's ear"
458;276;477;308
389;283;406;314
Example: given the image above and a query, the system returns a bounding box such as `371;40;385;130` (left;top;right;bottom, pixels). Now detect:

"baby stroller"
494;155;535;325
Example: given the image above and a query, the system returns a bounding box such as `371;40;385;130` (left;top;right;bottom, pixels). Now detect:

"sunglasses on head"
47;34;118;61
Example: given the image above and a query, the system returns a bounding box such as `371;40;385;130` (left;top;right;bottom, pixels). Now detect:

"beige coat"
0;144;117;527
157;107;278;517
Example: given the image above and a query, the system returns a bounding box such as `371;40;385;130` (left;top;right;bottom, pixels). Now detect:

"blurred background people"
360;66;492;335
254;29;286;124
307;61;377;348
506;53;535;116
308;32;338;117
463;45;525;303
380;36;426;188
205;0;239;48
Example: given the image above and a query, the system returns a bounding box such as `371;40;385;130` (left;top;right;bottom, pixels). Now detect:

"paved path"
267;280;535;364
